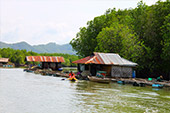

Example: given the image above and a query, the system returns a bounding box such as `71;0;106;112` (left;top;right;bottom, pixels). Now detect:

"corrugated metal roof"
72;56;92;64
95;52;137;66
85;56;101;64
26;56;65;62
0;58;9;63
72;52;137;67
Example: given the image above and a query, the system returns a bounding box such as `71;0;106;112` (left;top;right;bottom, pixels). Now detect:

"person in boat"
156;75;163;82
68;71;77;81
69;71;75;78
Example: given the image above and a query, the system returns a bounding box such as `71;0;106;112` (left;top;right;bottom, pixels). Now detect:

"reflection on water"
0;68;170;113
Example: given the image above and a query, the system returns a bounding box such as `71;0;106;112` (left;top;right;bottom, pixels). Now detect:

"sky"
0;0;161;45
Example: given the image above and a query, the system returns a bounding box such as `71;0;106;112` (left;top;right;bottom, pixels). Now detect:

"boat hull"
88;76;110;83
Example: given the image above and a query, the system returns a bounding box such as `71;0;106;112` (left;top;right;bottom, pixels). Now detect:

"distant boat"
152;84;163;88
117;80;125;85
88;76;110;83
58;68;63;71
24;69;34;73
27;70;34;73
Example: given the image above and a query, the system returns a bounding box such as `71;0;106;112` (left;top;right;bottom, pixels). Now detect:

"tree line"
70;0;170;79
0;48;79;67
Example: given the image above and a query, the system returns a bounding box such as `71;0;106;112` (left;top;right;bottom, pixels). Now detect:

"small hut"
0;58;14;67
0;58;9;67
0;58;9;64
72;52;137;78
25;56;65;70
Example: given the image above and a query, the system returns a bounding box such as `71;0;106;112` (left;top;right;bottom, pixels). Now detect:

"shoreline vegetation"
0;48;79;67
21;66;170;88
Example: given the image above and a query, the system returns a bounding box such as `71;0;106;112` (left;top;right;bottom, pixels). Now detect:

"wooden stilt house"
72;52;137;78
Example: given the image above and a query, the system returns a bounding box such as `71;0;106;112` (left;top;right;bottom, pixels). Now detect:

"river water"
0;68;170;113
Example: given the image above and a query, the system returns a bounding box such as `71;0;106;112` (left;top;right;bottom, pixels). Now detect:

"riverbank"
56;71;170;88
23;67;170;88
111;78;170;88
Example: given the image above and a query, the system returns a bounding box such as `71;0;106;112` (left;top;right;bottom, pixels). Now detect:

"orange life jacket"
69;73;75;78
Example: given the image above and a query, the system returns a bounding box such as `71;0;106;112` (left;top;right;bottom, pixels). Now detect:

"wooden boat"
87;76;110;83
26;69;34;73
68;77;77;82
152;84;163;88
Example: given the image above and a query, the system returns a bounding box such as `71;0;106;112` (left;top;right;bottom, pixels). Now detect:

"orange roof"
85;56;102;64
26;56;65;62
72;56;92;64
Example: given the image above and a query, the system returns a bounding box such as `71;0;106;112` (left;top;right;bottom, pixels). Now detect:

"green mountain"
0;42;10;48
33;42;74;54
0;41;75;54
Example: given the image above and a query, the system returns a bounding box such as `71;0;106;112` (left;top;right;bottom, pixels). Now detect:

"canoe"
152;84;163;88
26;70;34;73
68;77;77;82
87;76;110;83
23;69;33;73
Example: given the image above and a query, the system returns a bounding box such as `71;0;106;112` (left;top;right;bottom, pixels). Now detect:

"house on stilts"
25;56;65;70
72;52;137;78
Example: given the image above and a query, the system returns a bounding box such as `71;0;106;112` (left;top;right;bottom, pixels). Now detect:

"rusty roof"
26;56;65;62
72;56;92;64
0;58;9;63
72;52;137;66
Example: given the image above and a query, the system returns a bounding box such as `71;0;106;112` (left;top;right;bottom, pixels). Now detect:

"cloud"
29;22;76;45
0;0;164;45
1;20;76;45
0;0;84;45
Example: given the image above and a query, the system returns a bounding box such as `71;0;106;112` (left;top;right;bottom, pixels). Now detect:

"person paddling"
68;71;77;81
69;71;75;78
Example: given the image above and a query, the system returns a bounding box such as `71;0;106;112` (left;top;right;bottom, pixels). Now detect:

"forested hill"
0;41;75;54
70;1;170;79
